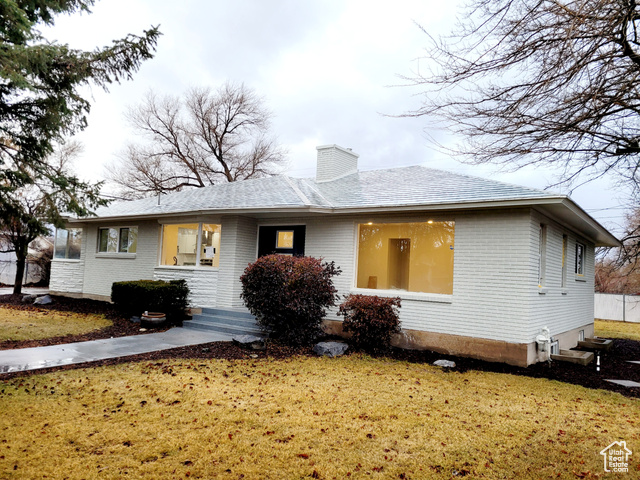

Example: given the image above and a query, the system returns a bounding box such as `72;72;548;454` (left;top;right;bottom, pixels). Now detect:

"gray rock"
433;359;456;368
130;316;141;324
233;335;266;350
33;295;53;305
21;294;37;303
313;341;349;357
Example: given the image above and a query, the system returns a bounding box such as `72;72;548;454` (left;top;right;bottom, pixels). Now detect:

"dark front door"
258;225;306;257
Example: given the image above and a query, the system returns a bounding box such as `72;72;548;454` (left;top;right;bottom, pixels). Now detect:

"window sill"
95;253;136;260
154;265;219;271
350;288;453;304
538;287;548;295
560;289;568;295
574;276;587;283
52;258;81;263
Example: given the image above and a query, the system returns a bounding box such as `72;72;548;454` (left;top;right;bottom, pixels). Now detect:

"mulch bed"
1;294;639;399
0;294;170;350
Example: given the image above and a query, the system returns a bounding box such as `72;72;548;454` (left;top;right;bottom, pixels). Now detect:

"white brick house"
50;145;619;366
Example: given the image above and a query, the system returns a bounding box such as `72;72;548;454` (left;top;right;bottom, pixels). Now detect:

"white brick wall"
217;216;257;308
263;209;592;345
50;208;596;350
260;211;529;342
49;224;87;293
154;266;219;308
81;220;159;298
528;210;595;340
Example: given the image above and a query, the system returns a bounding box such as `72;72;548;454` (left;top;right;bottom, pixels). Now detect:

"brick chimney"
315;144;359;183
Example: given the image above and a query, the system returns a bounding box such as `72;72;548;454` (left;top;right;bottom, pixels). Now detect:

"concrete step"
201;308;254;320
183;319;263;336
183;308;263;337
193;312;258;329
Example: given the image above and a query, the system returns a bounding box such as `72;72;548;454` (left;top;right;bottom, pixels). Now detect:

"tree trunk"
12;244;28;296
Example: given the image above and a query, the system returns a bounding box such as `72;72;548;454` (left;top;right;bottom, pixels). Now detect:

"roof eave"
63;196;620;247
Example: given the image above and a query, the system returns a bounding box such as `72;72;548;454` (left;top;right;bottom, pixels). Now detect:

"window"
538;224;547;286
356;221;455;295
161;223;221;267
575;242;585;275
98;227;137;253
54;228;82;259
276;230;294;249
561;235;568;287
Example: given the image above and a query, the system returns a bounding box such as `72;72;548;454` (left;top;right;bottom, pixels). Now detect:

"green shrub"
240;255;341;345
111;279;189;323
337;294;402;352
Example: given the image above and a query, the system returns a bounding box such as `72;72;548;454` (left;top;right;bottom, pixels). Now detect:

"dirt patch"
2;295;639;399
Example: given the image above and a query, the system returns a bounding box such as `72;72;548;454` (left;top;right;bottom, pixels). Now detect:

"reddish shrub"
240;255;341;345
337;294;401;352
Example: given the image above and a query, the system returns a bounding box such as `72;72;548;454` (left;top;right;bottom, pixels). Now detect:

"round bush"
338;294;401;352
240;255;341;345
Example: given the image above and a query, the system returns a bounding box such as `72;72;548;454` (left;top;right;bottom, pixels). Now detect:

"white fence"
594;293;640;323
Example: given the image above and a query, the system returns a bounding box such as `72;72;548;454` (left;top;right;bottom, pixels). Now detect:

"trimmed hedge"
240;255;341;345
337;294;401;352
111;279;189;323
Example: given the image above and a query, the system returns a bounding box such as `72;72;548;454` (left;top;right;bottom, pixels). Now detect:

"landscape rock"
233;335;266;350
313;341;349;358
433;359;456;368
21;294;37;303
33;295;53;305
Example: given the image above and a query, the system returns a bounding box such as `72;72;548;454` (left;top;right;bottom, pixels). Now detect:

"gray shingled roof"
91;165;559;219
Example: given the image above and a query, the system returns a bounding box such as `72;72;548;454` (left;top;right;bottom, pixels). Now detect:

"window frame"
275;230;295;249
561;234;568;288
575;242;585;276
97;226;138;254
353;219;455;298
538;224;547;287
159;222;221;268
53;227;83;260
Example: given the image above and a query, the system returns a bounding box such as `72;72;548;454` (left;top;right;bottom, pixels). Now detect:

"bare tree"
405;0;640;195
109;82;287;199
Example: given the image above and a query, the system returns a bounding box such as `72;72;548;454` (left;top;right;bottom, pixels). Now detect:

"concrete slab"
605;379;640;388
0;287;49;295
0;327;233;374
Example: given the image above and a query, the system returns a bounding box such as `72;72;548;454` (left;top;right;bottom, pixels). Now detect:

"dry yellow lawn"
595;319;640;341
1;355;638;479
0;306;111;341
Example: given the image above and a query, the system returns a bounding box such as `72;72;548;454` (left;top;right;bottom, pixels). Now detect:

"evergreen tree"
0;1;160;294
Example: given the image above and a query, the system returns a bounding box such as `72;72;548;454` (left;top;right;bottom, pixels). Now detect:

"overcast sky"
43;0;630;235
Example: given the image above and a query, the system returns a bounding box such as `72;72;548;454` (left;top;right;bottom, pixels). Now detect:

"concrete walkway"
0;327;233;374
0;287;49;295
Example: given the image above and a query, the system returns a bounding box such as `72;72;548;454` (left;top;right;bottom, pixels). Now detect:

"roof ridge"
297;177;334;207
281;175;313;206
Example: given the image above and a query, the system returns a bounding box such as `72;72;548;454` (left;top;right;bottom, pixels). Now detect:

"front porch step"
183;308;264;337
